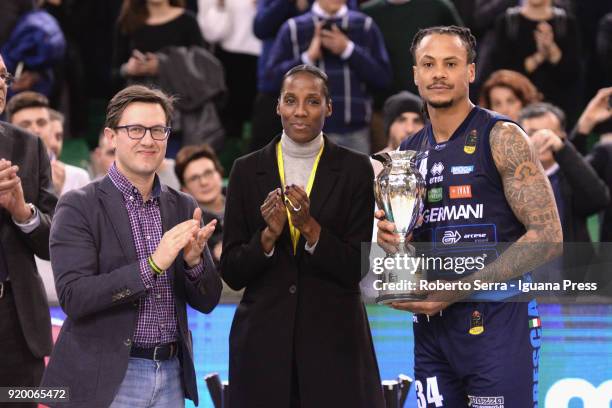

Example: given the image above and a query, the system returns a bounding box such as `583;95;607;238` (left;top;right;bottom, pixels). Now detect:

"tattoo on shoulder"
489;121;561;239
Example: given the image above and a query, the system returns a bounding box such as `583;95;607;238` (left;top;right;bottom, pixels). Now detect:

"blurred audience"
5;92;89;196
266;0;392;154
174;144;224;263
479;69;542;121
596;13;612;87
491;0;581;124
198;0;261;140
518;102;609;282
112;0;204;89
362;0;462;99
0;3;66;98
371;90;425;177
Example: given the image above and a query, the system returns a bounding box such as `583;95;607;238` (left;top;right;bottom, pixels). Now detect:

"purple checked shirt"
109;164;203;347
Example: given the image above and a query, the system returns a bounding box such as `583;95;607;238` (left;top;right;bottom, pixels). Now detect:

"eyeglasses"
0;72;14;87
185;169;217;184
114;125;171;141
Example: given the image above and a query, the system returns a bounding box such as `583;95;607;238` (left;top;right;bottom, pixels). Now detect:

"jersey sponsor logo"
442;230;461;245
429;162;445;184
449;185;472;199
464;129;478;154
434;143;447;151
430;162;444;176
469;310;484;335
427;187;443;203
423;204;484;224
467;395;504;408
451;165;474;175
435;224;497;248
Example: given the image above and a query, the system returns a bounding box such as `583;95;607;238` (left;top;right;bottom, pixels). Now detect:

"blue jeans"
109;357;185;408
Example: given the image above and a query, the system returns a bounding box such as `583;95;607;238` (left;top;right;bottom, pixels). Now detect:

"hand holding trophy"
372;150;426;303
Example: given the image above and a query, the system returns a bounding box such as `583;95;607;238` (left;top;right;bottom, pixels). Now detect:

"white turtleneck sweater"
264;132;323;257
280;131;324;190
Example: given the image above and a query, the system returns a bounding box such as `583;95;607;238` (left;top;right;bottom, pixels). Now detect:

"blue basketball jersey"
400;106;527;299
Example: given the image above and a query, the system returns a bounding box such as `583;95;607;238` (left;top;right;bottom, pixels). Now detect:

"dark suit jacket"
40;176;222;408
0;122;56;358
221;136;384;408
554;140;610;280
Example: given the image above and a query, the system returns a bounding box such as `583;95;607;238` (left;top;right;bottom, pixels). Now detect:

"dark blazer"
0;122;56;358
554;140;610;280
40;176;222;408
221;136;384;408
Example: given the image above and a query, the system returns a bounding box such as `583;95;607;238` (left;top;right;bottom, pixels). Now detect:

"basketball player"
376;26;562;407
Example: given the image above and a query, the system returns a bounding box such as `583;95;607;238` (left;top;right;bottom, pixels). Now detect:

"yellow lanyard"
276;141;324;254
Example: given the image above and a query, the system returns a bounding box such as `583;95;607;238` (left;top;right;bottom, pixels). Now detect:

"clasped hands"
151;207;216;271
0;159;32;223
306;22;350;62
260;185;320;253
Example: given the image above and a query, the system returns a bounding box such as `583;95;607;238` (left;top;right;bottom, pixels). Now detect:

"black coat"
0;123;56;358
554;140;610;281
221;136;384;408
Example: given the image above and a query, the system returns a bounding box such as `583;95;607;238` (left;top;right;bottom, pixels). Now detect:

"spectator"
197;0;261;140
6;92;90;196
479;69;542;121
518;102;609;283
175;144;225;263
361;0;462;151
7;94;90;305
0;4;66;98
491;0;581;124
112;0;205;90
90;131;117;180
569;87;612;247
0;53;57;404
570;86;612;155
596;13;612;86
266;0;392;154
361;0;463;98
381;91;425;152
113;1;227;155
0;0;35;45
249;0;312;152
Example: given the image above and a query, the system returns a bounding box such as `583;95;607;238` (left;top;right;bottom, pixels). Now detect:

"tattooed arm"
390;121;562;315
466;121;563;284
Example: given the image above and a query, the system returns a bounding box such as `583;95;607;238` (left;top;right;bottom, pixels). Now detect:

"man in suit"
41;85;222;408
221;65;384;407
519;102;609;285
0;53;57;406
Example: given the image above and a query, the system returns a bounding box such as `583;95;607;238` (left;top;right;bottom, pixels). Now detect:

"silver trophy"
372;150;426;303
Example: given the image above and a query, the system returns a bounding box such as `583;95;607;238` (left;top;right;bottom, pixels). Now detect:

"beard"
426;97;454;109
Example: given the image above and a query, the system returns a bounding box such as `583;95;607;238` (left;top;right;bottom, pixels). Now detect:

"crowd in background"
1;0;611;301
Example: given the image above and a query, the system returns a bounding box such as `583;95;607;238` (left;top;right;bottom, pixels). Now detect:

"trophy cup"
372;150;426;303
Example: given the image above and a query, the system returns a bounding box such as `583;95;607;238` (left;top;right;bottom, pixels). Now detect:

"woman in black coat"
221;65;384;408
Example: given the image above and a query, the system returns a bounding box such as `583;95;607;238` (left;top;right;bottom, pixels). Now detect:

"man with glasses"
174;144;225;264
0;53;57;406
41;85;222;408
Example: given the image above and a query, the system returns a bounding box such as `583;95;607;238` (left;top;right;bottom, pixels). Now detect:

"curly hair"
479;70;542;109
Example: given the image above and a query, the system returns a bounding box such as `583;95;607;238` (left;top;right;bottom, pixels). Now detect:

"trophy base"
376;293;427;305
